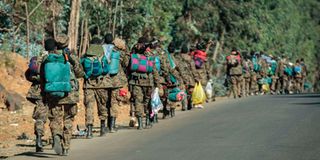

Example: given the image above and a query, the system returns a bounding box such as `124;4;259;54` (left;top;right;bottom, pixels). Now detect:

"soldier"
175;44;199;110
25;51;48;152
82;37;108;138
102;36;129;133
251;51;261;95
277;55;287;94
242;53;253;97
156;41;183;118
293;59;303;93
41;35;84;156
300;58;308;93
267;55;278;95
128;37;160;130
192;41;214;103
225;48;243;98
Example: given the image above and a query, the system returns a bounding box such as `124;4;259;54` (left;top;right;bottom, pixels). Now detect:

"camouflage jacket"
127;50;160;87
226;54;243;76
195;61;211;86
41;52;85;105
155;48;182;87
175;54;199;87
25;54;47;103
242;59;253;78
83;47;129;89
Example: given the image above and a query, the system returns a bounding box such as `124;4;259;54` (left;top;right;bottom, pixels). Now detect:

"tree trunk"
120;0;123;38
79;19;84;56
112;0;119;37
25;2;30;59
81;19;89;57
68;0;81;54
108;2;113;33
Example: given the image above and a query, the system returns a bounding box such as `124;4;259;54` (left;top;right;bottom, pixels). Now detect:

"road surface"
11;94;320;160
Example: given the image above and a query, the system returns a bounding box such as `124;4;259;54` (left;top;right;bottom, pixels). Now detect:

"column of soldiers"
224;49;308;98
25;35;214;156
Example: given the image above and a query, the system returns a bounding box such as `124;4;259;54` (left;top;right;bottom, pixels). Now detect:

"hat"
55;34;69;49
113;38;126;51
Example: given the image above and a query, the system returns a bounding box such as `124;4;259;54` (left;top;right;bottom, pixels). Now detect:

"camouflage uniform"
226;54;243;98
293;63;303;93
175;54;199;109
300;61;307;93
128;51;160;118
42;52;84;151
194;56;213;101
242;59;253;96
277;60;289;94
156;48;182;116
26;60;48;137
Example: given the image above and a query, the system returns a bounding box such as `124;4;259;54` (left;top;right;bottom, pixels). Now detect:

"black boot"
137;117;143;130
145;115;152;129
62;148;69;156
154;114;158;123
100;120;107;136
86;124;93;139
53;135;63;155
109;117;117;133
35;133;43;152
170;108;175;117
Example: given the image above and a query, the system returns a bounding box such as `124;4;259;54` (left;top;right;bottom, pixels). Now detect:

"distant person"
226;48;243;98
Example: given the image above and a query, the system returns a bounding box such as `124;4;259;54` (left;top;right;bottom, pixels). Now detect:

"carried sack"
284;66;293;76
168;88;186;102
192;50;207;68
151;88;163;117
192;82;206;105
252;57;261;72
294;66;302;74
130;54;154;73
28;56;39;75
205;81;213;97
44;53;72;98
227;54;241;67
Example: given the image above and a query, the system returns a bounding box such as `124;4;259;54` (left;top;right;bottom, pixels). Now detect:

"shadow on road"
291;102;320;106
274;94;320;99
14;152;58;159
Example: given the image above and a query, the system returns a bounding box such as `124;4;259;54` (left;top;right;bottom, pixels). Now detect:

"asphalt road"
11;94;320;160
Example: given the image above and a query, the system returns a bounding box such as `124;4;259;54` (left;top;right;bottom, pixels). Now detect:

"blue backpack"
294;66;301;74
252;57;261;72
102;50;121;75
81;57;103;79
44;53;71;98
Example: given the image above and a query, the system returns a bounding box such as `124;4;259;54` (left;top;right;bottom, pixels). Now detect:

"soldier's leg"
84;89;95;138
95;89;109;136
162;86;170;119
143;86;153;128
108;88;120;132
48;103;64;155
62;104;77;155
133;85;144;129
32;100;48;152
230;76;237;98
187;86;194;110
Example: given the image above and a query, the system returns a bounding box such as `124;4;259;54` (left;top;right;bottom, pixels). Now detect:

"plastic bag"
151;88;163;117
262;84;270;92
205;81;213;97
192;82;206;105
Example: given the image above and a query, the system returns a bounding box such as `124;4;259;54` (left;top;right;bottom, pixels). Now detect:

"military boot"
35;133;43;152
53;135;63;155
137;117;143;130
86;124;93;139
170;108;175;117
154;114;159;123
100;120;107;136
109;117;117;133
62;148;69;156
181;98;187;111
145;115;152;129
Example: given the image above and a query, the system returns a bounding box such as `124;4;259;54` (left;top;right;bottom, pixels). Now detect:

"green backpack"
44;53;72;98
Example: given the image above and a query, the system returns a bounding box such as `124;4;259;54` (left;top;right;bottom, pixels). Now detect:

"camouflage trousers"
277;76;289;93
48;103;77;150
84;89;110;125
32;100;48;136
242;77;251;96
270;76;278;91
132;85;153;117
293;77;303;93
230;75;243;98
250;73;259;93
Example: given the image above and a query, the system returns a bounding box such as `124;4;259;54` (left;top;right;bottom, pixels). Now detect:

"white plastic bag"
205;80;213;97
151;88;163;116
